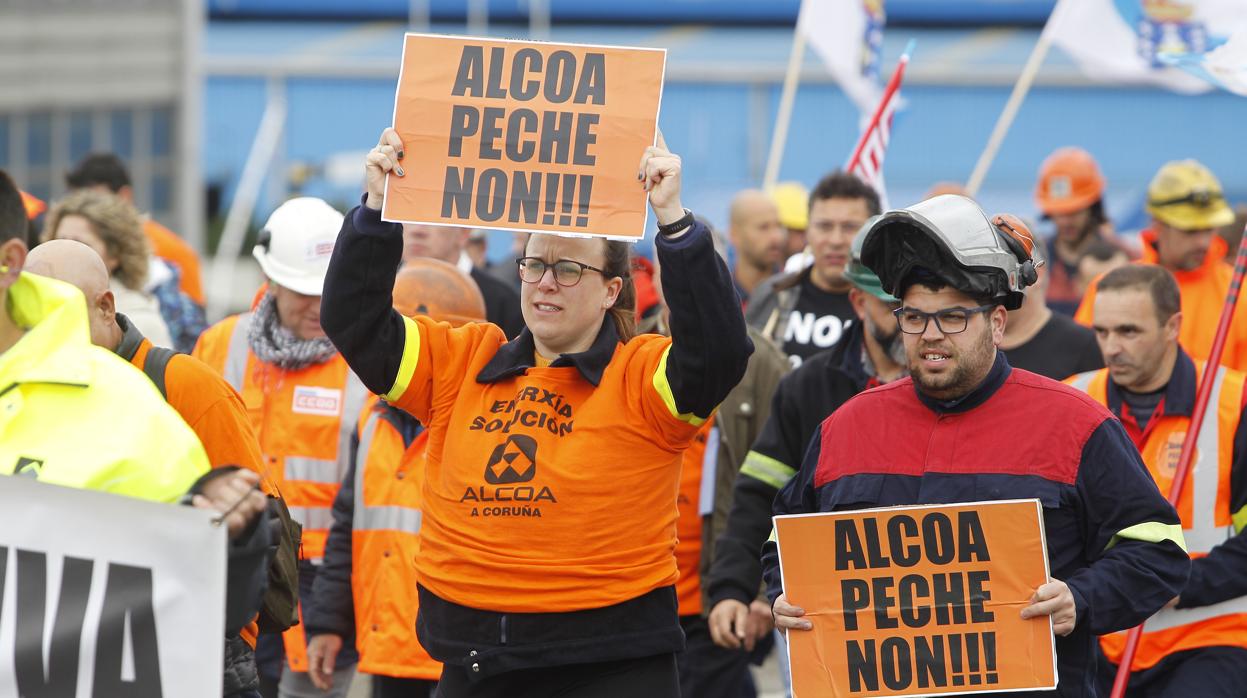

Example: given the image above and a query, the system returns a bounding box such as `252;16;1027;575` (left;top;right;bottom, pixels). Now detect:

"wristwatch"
657;208;695;237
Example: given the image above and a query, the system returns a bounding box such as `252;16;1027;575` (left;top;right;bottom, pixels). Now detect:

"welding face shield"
860;195;1042;311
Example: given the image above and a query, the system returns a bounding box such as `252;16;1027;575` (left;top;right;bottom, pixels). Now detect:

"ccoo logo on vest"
462;434;557;517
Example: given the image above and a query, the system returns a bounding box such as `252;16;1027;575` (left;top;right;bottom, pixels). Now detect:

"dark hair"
1082;237;1126;263
810;171;882;216
899;267;994;307
0;170;28;245
65;153;131;193
604;240;637;342
1097;263;1181;325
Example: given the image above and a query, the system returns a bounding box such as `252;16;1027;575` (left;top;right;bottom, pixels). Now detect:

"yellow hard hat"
768;181;809;231
1146;160;1234;230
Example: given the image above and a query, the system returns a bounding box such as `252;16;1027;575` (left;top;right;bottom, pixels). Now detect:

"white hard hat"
253;197;344;296
860;195;1043;311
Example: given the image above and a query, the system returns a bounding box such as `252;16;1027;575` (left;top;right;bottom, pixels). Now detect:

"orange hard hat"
392;258;487;327
1035;147;1105;216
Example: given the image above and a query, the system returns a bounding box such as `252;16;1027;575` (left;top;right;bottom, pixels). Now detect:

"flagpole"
965;1;1067;197
846;42;912;173
763;1;808;190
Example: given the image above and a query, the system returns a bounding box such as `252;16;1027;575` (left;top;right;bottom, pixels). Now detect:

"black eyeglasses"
893;304;995;335
516;257;607;287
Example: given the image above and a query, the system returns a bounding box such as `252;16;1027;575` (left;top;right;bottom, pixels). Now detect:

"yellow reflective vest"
0;272;208;502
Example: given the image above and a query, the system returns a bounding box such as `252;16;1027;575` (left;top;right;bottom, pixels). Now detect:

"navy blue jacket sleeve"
1178;406;1247;608
305;430;359;638
1064;420;1190;635
707;472;779;607
760;425;824;606
655;221;753;419
321;200;408;396
707;378;797;607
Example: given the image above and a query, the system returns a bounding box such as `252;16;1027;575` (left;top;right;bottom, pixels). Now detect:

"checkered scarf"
246;292;338;370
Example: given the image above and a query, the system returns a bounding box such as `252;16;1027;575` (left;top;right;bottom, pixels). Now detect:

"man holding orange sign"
762;195;1190;697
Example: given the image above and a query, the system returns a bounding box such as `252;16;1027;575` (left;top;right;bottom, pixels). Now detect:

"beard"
908;322;996;400
865;314;909;368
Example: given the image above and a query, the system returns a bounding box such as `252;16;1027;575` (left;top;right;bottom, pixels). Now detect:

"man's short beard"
910;323;996;400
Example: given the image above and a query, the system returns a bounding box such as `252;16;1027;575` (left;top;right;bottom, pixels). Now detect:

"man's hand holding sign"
774;500;1059;697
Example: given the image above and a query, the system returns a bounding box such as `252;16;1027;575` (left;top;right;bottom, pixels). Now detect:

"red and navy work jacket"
761;353;1190;698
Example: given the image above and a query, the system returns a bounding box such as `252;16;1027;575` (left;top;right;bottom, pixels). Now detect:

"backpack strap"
142;346;179;400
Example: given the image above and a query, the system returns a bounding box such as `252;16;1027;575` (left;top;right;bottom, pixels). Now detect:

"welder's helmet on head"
1146;160;1234;231
392;257;487;327
860;195;1042;311
844;218;898;303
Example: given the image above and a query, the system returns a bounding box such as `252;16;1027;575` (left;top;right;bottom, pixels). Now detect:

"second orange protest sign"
774;500;1057;698
384;34;667;240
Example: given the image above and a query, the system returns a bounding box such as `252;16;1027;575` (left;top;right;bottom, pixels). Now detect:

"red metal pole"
1109;227;1247;697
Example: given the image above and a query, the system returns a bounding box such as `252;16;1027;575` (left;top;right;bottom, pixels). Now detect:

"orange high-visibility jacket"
348;398;440;679
143;218;205;305
1067;357;1247;670
1075;232;1247;372
194;312;369;670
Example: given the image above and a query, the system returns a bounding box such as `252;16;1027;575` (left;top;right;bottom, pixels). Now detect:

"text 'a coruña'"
443;45;607;228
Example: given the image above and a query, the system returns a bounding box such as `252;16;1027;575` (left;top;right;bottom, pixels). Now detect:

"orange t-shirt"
675;419;714;616
385;315;705;613
143;218;205;305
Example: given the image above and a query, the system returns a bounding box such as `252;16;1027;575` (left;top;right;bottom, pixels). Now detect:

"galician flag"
799;0;887;117
1048;0;1247;94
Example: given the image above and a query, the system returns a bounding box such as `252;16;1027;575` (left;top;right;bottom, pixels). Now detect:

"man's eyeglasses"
516;257;607;287
893;305;995;335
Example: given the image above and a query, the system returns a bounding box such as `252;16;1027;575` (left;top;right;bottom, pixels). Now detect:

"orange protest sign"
384;33;667;241
774;500;1057;698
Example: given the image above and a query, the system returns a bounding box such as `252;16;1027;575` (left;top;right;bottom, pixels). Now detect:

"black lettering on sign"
450;45;605;105
888;514;921;567
968;570;995;623
846;638;878;693
15;550;94;698
872;576;898;630
958;511;990;562
898;574;932;628
841;578;869;631
834;518;866;571
933;572;968;626
880;636;912;691
914;634;947;689
478;106;506;160
442;166;475;219
923;513;955;564
94;563;162;698
448;104;480;157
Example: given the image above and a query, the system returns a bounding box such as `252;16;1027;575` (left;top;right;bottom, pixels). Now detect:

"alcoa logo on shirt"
292;386;342;417
461;434;557;518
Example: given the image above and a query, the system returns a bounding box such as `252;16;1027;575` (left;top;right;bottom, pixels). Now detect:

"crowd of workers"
2;125;1245;698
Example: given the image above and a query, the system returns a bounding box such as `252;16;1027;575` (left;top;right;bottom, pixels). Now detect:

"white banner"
0;476;226;697
1049;0;1247;93
799;0;886;116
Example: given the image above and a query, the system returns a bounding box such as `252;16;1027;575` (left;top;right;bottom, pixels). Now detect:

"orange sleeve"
168;356;273;494
385;316;506;424
144;219;205;305
623;337;705;453
1073;277;1098;327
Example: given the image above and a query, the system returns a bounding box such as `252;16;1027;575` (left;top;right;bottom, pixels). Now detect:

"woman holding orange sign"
319;127;752;697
